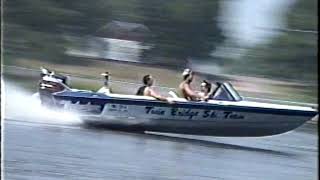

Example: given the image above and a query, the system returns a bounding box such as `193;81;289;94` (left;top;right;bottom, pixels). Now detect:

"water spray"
4;81;82;126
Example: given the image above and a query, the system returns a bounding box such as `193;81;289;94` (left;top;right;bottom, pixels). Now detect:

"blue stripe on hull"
53;91;317;117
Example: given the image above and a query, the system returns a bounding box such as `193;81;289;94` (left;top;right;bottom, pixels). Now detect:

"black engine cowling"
38;68;70;108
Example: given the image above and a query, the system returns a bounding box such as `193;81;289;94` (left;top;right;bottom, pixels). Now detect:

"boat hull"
83;105;309;137
81;115;308;137
52;91;316;137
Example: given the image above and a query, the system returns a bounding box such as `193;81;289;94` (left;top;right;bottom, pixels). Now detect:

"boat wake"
3;82;81;126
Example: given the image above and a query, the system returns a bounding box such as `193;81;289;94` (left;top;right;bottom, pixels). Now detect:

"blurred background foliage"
3;0;318;83
228;0;317;82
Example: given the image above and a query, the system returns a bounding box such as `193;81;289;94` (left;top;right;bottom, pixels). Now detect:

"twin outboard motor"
40;67;68;85
38;67;69;107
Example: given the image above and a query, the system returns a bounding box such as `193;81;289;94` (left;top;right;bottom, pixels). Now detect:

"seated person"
178;69;206;101
97;71;112;94
136;75;173;103
198;80;214;100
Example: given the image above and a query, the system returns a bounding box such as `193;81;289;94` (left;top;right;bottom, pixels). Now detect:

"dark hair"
142;75;152;85
183;74;189;80
202;80;211;92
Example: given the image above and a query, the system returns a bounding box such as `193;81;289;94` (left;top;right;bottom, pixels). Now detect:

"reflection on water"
4;120;317;180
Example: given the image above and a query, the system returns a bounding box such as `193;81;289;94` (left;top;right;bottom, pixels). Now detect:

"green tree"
139;0;224;64
235;0;317;82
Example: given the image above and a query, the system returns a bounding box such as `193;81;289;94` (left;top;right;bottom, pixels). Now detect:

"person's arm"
148;88;168;101
146;88;173;103
203;83;215;100
183;84;203;99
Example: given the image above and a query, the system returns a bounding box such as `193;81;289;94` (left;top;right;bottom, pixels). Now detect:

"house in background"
66;21;152;63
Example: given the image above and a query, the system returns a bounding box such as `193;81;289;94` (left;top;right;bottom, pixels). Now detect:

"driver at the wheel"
178;69;208;101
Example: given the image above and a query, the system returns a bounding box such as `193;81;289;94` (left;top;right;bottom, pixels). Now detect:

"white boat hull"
61;97;314;137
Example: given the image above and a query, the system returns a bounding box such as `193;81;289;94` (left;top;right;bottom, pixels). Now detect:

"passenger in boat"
178;69;206;101
97;71;112;94
136;75;173;103
198;80;214;100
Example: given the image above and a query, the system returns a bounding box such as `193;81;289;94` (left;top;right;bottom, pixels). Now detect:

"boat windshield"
211;82;242;101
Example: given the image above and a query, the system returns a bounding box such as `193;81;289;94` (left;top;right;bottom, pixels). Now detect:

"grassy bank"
2;57;318;103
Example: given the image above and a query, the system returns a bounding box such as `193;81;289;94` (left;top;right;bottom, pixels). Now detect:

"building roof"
96;21;151;41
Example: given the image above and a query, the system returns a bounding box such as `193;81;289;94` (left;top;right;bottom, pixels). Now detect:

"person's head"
101;72;110;86
182;69;194;83
200;80;211;94
143;74;154;86
101;72;109;79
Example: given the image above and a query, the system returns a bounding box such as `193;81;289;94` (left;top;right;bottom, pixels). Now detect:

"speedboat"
37;68;318;137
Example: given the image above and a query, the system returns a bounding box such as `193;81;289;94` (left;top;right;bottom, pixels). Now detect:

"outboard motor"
40;67;69;85
38;67;70;107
